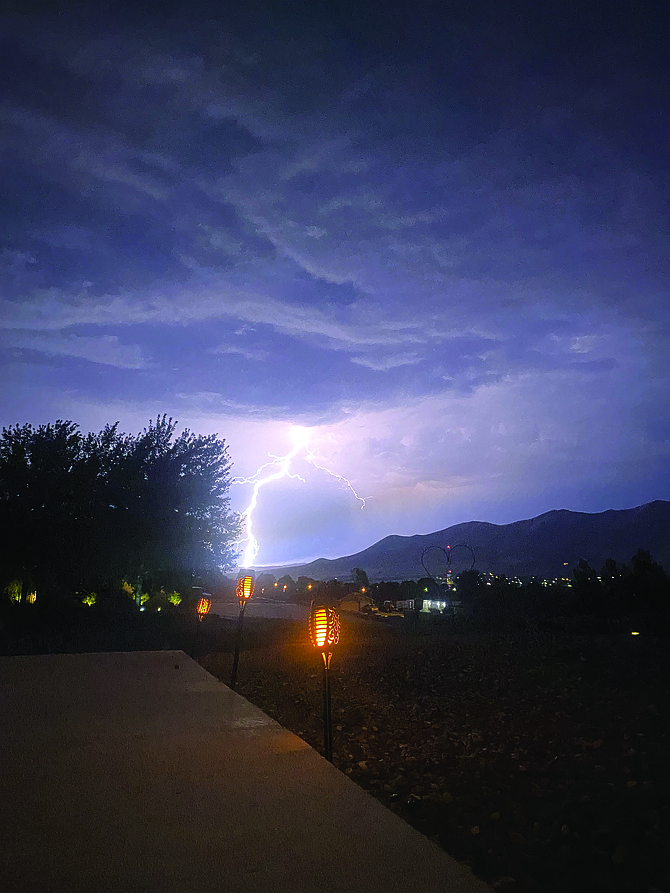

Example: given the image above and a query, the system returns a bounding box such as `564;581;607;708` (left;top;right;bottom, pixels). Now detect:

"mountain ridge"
257;500;670;582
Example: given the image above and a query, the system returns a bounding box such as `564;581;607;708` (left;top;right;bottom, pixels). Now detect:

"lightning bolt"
233;426;367;567
305;447;367;509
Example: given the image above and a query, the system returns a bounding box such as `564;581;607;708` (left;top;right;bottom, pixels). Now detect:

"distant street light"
231;572;255;689
309;604;340;762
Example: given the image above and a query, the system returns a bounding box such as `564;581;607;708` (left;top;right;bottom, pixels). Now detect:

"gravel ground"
202;616;670;893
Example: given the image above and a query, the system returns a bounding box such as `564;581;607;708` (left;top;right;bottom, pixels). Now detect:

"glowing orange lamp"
309;604;340;664
309;604;340;762
231;571;255;689
191;593;213;658
236;573;255;607
196;596;211;622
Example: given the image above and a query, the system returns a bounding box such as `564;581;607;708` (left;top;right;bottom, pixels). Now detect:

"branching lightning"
234;426;367;567
304;447;367;509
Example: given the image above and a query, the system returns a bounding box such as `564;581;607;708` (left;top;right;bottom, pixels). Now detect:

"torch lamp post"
191;595;212;657
196;596;212;622
230;571;255;689
308;604;340;762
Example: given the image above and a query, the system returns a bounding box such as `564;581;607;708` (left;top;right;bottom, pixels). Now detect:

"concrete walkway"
0;651;491;893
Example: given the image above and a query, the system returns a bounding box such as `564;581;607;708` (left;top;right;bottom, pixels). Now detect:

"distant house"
339;591;376;613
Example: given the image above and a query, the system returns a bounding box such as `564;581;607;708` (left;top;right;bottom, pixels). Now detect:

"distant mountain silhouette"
259;501;670;582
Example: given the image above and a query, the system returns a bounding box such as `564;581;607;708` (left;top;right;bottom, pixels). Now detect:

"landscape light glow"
234;426;367;566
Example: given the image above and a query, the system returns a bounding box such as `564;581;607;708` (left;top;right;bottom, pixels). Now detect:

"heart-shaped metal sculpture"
421;543;475;581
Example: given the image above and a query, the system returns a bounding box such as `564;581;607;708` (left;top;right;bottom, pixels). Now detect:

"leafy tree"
105;416;241;601
599;558;628;617
297;576;316;594
256;573;277;593
4;579;22;603
601;557;620;586
572;558;598;588
455;569;485;607
372;580;401;605
0;420;90;604
418;576;440;596
398;579;421;601
0;417;241;607
277;575;295;594
313;578;346;605
352;567;369;589
571;558;605;615
629;548;670;615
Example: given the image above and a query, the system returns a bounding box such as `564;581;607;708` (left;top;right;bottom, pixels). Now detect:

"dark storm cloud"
1;0;669;561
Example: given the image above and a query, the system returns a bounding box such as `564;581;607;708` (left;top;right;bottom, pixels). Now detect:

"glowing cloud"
234;425;367;567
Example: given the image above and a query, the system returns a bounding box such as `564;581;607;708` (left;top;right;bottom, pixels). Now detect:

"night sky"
1;1;669;566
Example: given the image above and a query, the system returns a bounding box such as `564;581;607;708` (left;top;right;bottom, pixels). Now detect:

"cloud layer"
1;3;668;563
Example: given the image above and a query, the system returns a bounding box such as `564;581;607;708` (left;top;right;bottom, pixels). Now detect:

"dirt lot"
203;615;669;893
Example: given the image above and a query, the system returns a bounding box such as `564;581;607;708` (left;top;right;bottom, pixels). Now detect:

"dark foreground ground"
203;616;669;893
3;607;668;891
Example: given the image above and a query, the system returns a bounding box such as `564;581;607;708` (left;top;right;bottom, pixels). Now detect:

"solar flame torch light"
196;596;211;622
191;594;212;657
231;571;255;689
308;604;340;762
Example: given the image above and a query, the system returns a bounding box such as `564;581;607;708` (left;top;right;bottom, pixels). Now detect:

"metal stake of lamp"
309;604;340;762
231;571;255;689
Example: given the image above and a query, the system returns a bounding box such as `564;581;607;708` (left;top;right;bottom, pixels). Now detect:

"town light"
196;596;211;621
231;571;255;689
309;604;340;762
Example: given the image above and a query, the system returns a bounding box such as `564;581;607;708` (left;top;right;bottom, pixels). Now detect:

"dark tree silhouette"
629;548;670;615
277;575;295;594
352;567;369;589
455;568;485;608
570;558;606;615
0;417;241;607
